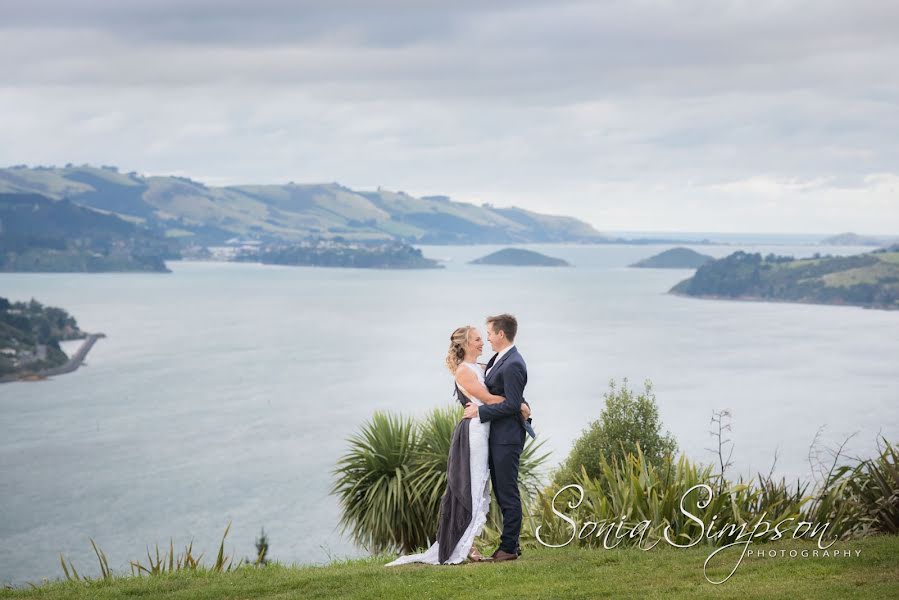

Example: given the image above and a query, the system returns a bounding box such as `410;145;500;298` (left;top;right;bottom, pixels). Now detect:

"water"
1;242;897;587
603;231;835;245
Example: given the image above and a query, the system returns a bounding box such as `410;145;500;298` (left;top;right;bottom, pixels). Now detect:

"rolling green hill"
0;165;610;245
670;248;899;310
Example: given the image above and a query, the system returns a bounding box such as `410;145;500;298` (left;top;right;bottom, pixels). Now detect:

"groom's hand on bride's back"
463;403;479;419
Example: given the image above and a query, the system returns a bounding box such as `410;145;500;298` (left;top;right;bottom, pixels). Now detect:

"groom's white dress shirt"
486;344;515;378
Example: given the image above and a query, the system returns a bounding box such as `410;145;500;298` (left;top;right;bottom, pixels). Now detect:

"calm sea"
1;242;897;586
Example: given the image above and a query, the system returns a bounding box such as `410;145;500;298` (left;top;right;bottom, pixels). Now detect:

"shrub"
552;378;677;486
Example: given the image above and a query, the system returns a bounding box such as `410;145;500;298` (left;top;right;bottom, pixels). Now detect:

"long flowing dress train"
385;362;492;565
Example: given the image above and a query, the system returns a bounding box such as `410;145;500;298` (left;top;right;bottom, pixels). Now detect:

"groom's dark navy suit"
478;346;528;555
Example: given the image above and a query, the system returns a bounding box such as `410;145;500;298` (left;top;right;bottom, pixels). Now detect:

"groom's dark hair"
486;313;517;342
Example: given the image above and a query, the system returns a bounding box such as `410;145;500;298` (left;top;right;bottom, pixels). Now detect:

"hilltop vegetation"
670;248;899;310
0;193;177;272
0;165;610;245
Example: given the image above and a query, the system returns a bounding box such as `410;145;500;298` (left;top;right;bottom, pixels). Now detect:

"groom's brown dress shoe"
491;550;518;562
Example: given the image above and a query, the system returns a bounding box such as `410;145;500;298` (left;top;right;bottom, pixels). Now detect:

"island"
469;248;570;267
0;297;104;382
0;193;177;272
669;248;899;310
820;232;899;247
630;247;715;269
236;240;442;269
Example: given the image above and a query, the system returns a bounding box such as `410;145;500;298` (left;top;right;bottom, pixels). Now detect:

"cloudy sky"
2;0;898;234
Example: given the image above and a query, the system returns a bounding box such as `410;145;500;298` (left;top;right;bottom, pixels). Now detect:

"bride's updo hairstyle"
445;325;473;374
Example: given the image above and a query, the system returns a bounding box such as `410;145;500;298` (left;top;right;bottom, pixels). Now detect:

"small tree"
553;378;677;486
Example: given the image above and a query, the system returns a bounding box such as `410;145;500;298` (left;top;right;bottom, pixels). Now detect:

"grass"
3;536;897;599
782;257;826;269
0;169;91;199
822;261;899;287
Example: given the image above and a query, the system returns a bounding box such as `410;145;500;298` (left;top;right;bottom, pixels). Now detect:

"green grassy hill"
0;165;610;245
3;536;897;599
670;248;899;310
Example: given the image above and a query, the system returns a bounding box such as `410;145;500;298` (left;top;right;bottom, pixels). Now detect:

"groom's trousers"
488;440;524;554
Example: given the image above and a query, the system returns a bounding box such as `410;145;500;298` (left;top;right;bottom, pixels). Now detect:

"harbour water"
1;242;897;586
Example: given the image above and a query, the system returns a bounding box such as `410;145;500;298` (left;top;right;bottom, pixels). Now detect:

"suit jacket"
478;346;528;446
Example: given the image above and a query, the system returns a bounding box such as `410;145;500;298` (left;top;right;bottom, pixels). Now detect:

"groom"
463;313;529;562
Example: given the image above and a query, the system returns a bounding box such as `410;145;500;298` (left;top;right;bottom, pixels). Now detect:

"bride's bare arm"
455;366;505;404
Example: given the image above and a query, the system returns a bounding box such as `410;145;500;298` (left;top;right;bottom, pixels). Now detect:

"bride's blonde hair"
445;325;473;374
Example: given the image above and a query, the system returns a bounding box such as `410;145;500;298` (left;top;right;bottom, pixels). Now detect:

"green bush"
552;378;677;486
331;412;428;554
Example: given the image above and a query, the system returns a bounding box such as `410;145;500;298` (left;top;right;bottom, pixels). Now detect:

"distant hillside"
0;165;611;245
670;249;899;310
469;248;570;266
0;193;176;272
820;232;899;247
630;247;714;269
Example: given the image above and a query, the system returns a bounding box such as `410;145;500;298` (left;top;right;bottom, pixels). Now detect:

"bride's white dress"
385;361;492;565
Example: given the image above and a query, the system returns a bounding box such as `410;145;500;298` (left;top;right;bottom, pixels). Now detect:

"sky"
1;0;898;234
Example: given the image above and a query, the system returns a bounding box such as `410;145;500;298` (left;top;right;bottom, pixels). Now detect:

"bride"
386;325;531;566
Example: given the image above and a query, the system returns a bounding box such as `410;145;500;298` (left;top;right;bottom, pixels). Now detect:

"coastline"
667;290;896;311
0;333;106;384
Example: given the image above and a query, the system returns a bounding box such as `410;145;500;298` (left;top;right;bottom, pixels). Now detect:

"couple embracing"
387;313;534;567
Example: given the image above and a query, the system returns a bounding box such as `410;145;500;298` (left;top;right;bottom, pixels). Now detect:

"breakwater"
0;333;105;383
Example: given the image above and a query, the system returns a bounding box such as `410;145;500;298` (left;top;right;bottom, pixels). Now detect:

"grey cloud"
0;0;897;232
0;0;503;46
3;0;898;109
